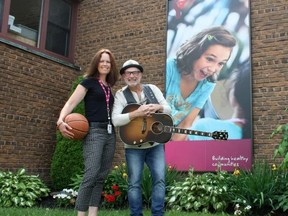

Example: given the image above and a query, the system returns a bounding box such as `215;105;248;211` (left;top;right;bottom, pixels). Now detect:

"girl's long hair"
176;26;237;82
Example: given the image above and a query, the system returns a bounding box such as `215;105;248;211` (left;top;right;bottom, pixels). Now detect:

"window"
8;0;42;47
46;0;72;56
0;0;3;30
0;0;78;62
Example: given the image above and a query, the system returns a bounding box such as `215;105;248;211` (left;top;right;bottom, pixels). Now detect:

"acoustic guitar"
119;104;228;145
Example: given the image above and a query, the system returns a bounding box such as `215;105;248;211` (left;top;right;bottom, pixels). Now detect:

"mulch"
37;195;58;209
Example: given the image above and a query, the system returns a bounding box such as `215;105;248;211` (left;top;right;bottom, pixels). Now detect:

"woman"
188;60;252;140
56;48;119;216
165;26;237;141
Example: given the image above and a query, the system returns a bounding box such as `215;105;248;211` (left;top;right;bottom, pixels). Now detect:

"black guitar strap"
123;84;159;104
143;85;159;104
123;87;137;104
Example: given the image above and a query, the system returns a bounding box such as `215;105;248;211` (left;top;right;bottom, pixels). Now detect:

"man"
112;59;171;216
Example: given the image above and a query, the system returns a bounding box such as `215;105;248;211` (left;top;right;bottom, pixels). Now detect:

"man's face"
122;67;142;87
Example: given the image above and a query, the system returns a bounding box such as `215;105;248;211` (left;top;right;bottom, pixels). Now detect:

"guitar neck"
165;126;212;137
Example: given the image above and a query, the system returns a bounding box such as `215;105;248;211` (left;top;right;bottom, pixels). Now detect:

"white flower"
71;191;78;197
59;194;67;199
244;205;251;211
234;209;242;215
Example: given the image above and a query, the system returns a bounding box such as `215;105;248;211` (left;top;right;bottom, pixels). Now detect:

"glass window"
46;0;72;56
0;0;77;62
8;0;42;47
0;0;4;30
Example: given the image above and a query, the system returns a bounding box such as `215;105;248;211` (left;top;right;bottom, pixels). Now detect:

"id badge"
107;124;112;134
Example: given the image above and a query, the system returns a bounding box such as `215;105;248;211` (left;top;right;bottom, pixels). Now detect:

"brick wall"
0;0;287;183
250;1;288;162
0;44;80;182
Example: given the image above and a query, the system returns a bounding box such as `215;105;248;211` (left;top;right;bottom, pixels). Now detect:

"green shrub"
141;165;152;206
272;169;288;213
165;165;185;193
69;170;84;191
50;134;84;190
227;161;286;215
271;109;288;169
166;169;229;213
229;162;275;208
269;108;288;213
50;76;85;190
0;168;50;207
165;162;288;215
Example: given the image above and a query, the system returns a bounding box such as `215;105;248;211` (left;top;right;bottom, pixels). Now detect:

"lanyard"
98;79;111;123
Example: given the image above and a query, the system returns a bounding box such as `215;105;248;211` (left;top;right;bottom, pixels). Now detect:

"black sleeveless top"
80;77;114;122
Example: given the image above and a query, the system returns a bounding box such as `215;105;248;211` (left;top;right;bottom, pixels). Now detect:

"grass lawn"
0;207;232;216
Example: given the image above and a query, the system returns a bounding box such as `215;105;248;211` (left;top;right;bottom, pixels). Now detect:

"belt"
89;122;109;129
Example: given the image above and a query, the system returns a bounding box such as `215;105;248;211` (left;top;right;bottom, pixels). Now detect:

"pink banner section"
165;139;252;172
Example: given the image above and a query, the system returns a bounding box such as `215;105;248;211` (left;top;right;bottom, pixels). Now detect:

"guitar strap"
123;87;137;104
143;85;159;104
123;84;159;104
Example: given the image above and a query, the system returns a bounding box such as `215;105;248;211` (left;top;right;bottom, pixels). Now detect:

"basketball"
64;113;89;140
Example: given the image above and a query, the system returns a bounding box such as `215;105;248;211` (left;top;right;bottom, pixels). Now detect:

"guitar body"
119;104;173;145
119;104;228;145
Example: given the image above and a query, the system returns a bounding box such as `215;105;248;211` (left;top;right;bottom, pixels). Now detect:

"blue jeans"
125;144;165;216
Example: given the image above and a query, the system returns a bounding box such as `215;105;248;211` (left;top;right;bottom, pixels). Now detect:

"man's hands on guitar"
130;104;162;119
139;104;162;116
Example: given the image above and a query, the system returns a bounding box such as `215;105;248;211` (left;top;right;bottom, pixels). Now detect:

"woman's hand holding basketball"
58;121;74;139
57;113;89;140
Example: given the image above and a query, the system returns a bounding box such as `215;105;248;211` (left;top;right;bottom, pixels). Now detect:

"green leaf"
12;197;19;205
17;168;26;176
168;196;176;203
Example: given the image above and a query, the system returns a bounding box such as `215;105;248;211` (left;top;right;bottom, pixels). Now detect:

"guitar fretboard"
164;126;211;137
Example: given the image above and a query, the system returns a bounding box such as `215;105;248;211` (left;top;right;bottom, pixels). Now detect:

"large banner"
165;0;252;171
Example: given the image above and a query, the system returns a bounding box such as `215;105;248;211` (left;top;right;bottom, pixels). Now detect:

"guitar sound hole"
151;122;164;134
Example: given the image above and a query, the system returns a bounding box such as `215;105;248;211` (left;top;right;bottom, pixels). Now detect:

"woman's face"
192;44;232;81
98;52;111;75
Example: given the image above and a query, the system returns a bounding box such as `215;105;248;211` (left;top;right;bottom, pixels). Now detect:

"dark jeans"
125;144;165;216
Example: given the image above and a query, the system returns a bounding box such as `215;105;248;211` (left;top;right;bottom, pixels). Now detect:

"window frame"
0;0;78;63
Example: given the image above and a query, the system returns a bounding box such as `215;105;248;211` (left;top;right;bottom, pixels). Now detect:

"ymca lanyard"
98;79;112;133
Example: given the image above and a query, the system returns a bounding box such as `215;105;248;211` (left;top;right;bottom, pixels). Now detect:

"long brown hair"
84;48;119;87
